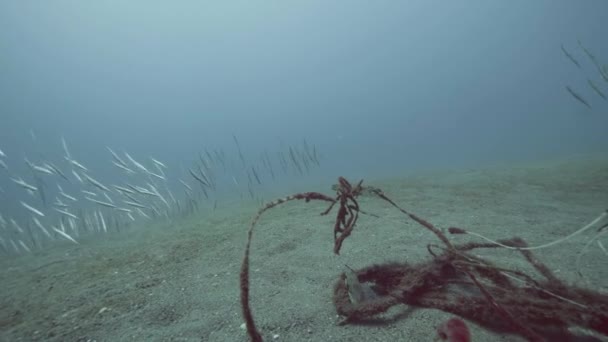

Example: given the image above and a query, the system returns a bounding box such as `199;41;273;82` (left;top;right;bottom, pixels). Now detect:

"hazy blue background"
1;0;607;210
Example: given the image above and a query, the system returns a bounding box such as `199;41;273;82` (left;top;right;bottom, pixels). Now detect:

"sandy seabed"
1;155;607;342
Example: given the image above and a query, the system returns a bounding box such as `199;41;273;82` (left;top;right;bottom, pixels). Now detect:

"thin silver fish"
83;173;110;192
588;79;607;100
54;208;79;220
566;86;592;109
112;160;135;174
21;201;44;217
561;44;580;68
52;227;79;244
150;157;167;169
85;196;116;208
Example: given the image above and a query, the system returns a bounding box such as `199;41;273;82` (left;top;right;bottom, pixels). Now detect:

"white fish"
33;217;51;237
107;147;128;167
59;191;77;202
113;185;135;194
52;227;79;244
9;239;19;253
147;170;165;180
179;179;193;191
166;187;176;204
68;218;77;237
133;187;156;196
18;240;31;253
33;164;54;175
103;192;114;204
53;198;69;208
71;169;83;183
11;177;37;192
68;157;88;172
123;200;148;209
83;173;110;192
0;148;5;157
54;208;79;220
21;201;45;217
148;183;169;208
114;207;132;213
112;160;135;174
24;157;35;170
121;192;140;203
98;211;107;233
136;208;150;219
10;219;24;234
61;136;71;159
150;157;167;169
85;196;116;208
154;163;166;178
82;190;97;197
46;162;69;181
124;152;149;173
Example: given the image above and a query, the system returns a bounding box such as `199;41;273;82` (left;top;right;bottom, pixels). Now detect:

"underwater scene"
1;1;607;341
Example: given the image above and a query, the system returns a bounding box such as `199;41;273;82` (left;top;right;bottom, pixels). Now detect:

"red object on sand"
436;317;471;342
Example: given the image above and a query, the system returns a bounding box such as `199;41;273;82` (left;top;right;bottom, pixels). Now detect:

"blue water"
0;1;607;251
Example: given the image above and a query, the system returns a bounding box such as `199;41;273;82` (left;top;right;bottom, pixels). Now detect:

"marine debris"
239;177;608;341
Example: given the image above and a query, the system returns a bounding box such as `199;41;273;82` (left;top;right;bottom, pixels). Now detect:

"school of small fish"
562;40;608;110
0;136;321;255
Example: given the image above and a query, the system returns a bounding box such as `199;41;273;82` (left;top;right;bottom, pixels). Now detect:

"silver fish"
179;179;193;191
136;208;150;219
85;196;116;208
52;227;79;244
150;157;167;169
98;211;107;233
54;208;79;220
561;44;580;68
123;200;148;209
82;190;97;197
21;201;44;217
113;185;135;194
147;170;165;180
59;191;77;202
566;86;592;109
83;173;110;192
32;164;54;175
72;169;83;183
588;79;607;100
124;152;149;173
18;240;31;253
61;136;71;159
103;192;114;204
112;160;135;174
67;157;88;172
33;217;51;237
53;199;70;208
107;147;128;167
45;162;70;182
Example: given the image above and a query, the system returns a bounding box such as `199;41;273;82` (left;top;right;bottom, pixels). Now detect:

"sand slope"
1;155;607;342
